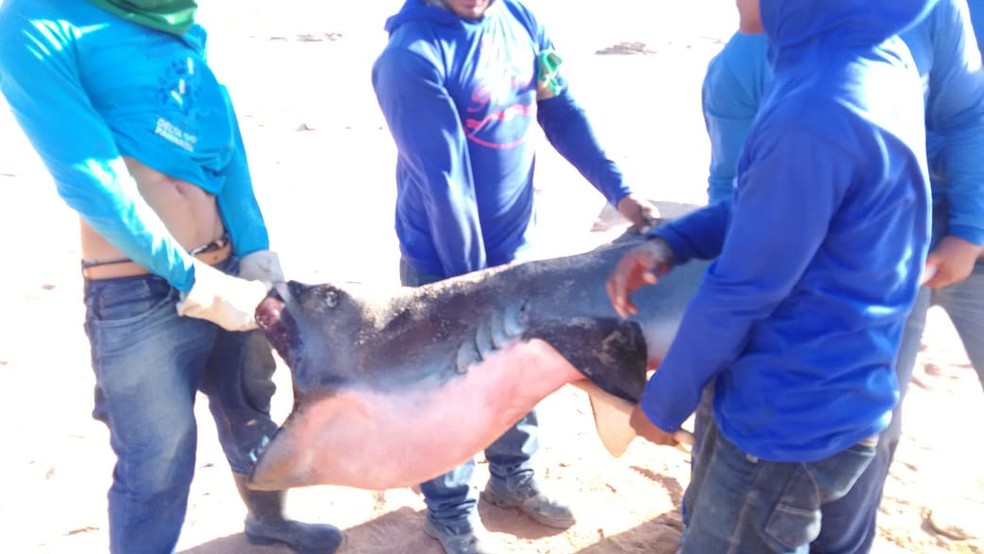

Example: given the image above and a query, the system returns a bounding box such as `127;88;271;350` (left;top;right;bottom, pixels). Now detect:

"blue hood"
761;0;939;50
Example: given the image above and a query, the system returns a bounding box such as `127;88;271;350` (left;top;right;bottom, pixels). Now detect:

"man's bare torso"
80;157;225;266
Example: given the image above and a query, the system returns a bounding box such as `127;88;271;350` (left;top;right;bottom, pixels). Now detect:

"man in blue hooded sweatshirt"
371;0;656;552
606;0;936;551
699;0;984;549
0;0;344;552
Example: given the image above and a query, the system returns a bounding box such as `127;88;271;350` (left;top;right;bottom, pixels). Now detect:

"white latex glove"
176;260;269;331
238;250;285;286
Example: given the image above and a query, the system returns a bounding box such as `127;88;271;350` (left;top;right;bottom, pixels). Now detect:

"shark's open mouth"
256;289;285;329
255;284;299;366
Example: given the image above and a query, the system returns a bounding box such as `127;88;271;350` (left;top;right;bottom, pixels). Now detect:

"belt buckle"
190;234;230;256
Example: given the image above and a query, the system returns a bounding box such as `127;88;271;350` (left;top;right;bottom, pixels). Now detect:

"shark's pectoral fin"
248;424;305;491
247;404;323;491
571;379;637;457
524;317;647;402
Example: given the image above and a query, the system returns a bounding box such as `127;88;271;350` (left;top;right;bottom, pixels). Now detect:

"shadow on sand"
179;466;687;553
179;506;448;554
576;512;683;554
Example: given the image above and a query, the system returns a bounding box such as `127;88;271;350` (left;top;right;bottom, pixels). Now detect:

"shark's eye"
324;289;339;308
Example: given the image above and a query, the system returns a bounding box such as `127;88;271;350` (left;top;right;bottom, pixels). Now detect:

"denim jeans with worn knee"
400;259;539;531
83;257;280;554
681;418;876;554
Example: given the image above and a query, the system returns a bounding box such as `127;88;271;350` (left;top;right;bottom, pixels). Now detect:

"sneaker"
423;517;498;554
480;483;576;529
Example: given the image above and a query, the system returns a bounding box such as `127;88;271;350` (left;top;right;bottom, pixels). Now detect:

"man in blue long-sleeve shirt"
372;1;655;552
0;1;343;552
698;0;984;549
607;0;936;550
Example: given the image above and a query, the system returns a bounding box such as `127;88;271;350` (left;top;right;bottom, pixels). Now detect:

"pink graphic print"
463;32;536;149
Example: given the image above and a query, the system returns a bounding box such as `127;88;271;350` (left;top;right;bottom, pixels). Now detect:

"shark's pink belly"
251;339;584;491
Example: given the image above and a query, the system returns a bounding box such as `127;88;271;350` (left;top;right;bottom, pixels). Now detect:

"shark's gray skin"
249;232;708;491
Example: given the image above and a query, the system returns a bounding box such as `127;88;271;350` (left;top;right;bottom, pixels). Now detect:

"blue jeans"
400;259;539;531
681;418;876;554
83;257;280;554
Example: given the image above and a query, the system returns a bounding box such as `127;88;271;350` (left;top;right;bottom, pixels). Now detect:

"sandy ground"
0;1;982;552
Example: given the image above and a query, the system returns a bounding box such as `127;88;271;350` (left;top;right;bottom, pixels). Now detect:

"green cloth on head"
86;0;197;36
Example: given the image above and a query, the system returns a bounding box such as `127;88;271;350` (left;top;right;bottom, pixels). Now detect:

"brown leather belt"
81;236;233;280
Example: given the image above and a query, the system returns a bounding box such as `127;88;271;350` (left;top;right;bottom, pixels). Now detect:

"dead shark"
249;230;707;491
